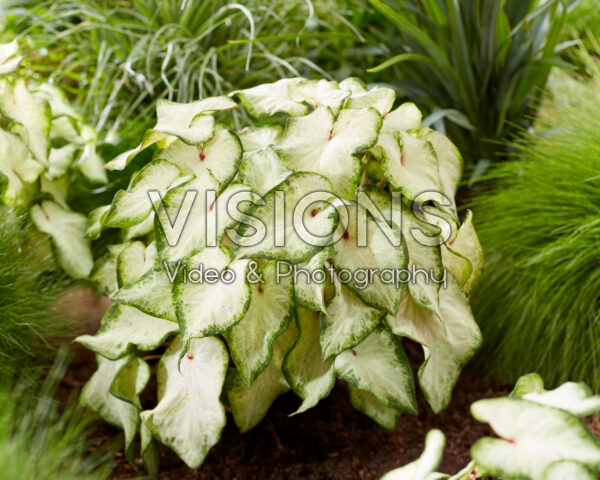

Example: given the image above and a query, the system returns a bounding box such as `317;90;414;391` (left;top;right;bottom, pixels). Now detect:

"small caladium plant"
381;374;600;480
0;40;105;279
78;76;484;469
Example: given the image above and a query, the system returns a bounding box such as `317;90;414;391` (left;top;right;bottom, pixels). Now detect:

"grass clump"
470;50;600;390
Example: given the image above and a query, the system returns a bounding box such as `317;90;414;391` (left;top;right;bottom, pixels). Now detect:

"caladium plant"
0;40;104;279
77;76;484;469
382;374;600;480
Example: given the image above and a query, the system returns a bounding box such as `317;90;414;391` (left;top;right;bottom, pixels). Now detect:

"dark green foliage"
0;207;70;376
367;0;577;167
0;350;112;480
470;54;600;390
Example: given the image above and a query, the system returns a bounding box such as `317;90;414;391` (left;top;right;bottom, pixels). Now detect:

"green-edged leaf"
387;275;481;413
378;130;442;200
233;172;338;263
470;398;600;479
402;205;443;319
227;320;299;432
512;376;600;417
232;78;307;118
174;246;251;345
90;244;126;296
344;86;395;115
123;212;155;240
339;77;368;94
76;303;178;360
117;241;157;287
347;383;401;430
85;205;110;240
237;147;292;196
77;142;107;184
422;128;462;198
113;263;177;322
0;129;43;207
35;83;82;120
382;103;422;133
293;246;332;311
442;211;483;294
81;354;149;463
282;307;335;415
46;144;76;180
225;261;294;384
103;159;185;228
275;106;381;198
543;461;595;480
320;273;384;360
447;461;477;480
331;200;406;315
40;176;69;208
0;40;23;74
104;130;172;170
0;79;51;164
289;79;350;115
334;326;417;413
30;201;93;279
238;125;282;153
380;430;446;480
159;124;242;189
140;336;228;469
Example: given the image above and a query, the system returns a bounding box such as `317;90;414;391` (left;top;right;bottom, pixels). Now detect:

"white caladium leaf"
387;275;481;413
320;274;384;360
238;125;282;153
379;130;442;200
331;200;405;315
103;159;186;228
442;211;483;295
123;211;155;241
0;40;23;74
282;307;335;415
289;79;351;115
40;176;69;208
90;244;126;296
511;373;600;417
46;144;77;180
77;303;178;360
140;336;228;469
35;83;82;120
30;201;94;279
334;326;417;413
174;246;251;347
156;174;255;262
402;205;443;320
225;261;295;384
421;127;462;199
227;320;299;432
543;461;595;480
113;263;177;322
344;85;395;115
470;398;600;479
382;102;422;134
104;130;174;170
233;172;338;263
380;430;446;480
293;246;332;311
232;78;307;118
447;461;478;480
81;354;149;463
77;142;108;184
158;124;242;189
85;205;110;240
276;106;381;198
339;77;368;94
117;241;157;287
347;383;401;430
0;79;51;164
237;147;292;196
0;129;43;207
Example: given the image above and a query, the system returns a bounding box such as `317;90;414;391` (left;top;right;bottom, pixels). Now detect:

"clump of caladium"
382;374;600;480
78;76;484;469
0;40;104;279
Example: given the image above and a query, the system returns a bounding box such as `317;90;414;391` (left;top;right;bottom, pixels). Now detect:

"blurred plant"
567;0;600;47
469;46;600;390
367;0;579;170
0;348;112;480
3;0;368;146
381;373;600;480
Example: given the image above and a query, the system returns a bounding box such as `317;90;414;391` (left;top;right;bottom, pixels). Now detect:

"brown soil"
66;354;510;480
